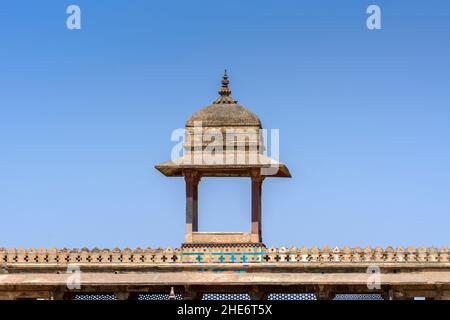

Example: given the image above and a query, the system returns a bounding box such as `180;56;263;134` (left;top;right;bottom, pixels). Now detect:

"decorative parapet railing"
1;246;449;265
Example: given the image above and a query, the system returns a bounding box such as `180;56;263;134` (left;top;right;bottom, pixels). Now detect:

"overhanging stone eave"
154;162;291;178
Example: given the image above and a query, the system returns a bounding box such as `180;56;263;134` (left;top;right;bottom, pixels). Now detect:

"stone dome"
156;71;291;178
186;71;261;128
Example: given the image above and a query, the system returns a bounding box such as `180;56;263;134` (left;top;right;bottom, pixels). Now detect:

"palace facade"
1;73;449;300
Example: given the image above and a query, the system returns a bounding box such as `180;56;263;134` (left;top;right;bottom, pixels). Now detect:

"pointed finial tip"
222;69;229;84
220;69;230;91
214;69;236;103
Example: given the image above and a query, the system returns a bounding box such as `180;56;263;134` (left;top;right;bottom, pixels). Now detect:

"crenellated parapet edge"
0;245;449;265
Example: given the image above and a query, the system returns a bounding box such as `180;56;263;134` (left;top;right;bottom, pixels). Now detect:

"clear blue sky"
1;1;449;249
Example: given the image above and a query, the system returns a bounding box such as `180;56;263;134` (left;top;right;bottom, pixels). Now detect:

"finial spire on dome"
215;70;237;104
219;69;231;96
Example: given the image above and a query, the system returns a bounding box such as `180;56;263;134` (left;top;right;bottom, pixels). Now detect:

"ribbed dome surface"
186;103;261;127
185;71;261;127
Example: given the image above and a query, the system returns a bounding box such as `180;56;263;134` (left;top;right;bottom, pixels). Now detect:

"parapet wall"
1;246;449;265
1;246;450;300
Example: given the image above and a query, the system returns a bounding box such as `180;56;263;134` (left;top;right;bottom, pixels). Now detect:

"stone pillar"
184;292;203;300
381;288;394;300
316;292;336;300
315;286;335;300
184;170;200;243
249;287;268;300
51;290;65;300
116;292;130;300
250;171;264;243
392;290;414;300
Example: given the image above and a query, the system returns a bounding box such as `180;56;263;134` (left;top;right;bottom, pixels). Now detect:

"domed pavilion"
155;71;291;246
